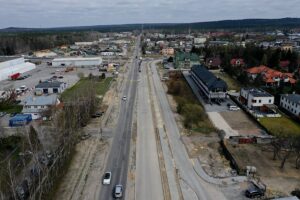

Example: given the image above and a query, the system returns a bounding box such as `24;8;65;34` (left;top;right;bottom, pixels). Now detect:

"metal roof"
23;95;58;106
35;81;64;89
191;65;228;91
242;88;273;97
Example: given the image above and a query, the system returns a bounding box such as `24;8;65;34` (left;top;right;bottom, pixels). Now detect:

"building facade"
240;88;274;110
52;57;102;67
190;65;228;102
35;81;67;95
175;52;200;69
280;94;300;118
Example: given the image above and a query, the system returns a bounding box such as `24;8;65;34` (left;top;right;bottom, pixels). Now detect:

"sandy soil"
226;143;300;196
220;111;263;136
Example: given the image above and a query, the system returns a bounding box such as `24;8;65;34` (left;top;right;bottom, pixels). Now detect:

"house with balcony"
174;52;200;69
240;88;276;115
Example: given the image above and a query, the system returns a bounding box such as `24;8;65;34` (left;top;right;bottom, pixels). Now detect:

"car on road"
102;172;111;185
245;185;265;198
113;184;123;198
122;96;127;101
227;104;240;111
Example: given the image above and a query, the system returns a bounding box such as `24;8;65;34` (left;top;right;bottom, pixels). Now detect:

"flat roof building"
52;57;102;67
0;57;36;81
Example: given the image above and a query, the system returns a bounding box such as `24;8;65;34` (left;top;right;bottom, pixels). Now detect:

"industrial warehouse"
0;57;36;81
51;57;102;67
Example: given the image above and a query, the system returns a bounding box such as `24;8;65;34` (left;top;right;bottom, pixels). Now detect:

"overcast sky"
0;0;299;28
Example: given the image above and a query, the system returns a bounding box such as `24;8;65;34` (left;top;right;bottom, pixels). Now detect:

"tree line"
0;31;100;55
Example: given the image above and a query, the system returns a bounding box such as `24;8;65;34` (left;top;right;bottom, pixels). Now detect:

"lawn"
259;115;300;137
61;77;113;101
211;71;241;91
0;104;22;113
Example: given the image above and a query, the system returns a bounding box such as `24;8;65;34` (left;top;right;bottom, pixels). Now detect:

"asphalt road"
98;36;140;200
150;61;227;200
135;61;164;200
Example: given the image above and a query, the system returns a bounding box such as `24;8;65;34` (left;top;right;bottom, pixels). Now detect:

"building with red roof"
230;58;245;67
246;65;297;86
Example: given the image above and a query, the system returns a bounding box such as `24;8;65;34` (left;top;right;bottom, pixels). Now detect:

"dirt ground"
226;142;300;196
220;111;263;136
182;133;233;178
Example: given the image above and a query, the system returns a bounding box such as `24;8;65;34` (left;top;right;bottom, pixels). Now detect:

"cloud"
0;0;298;28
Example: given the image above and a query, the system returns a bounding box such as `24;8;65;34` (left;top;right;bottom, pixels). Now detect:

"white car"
114;184;123;198
103;172;111;185
122;96;127;101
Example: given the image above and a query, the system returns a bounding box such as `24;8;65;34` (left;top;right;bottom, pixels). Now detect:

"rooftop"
281;94;300;104
242;88;273;97
35;81;64;88
0;56;22;63
23;95;58;106
52;57;102;62
191;65;228;91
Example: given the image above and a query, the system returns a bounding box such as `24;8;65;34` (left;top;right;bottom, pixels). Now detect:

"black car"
245;186;265;198
91;112;104;118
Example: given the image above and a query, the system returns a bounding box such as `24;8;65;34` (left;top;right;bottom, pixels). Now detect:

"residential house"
280;94;300;119
35;81;67;95
240;88;275;112
230;58;245;67
174;52;199;69
246;65;296;86
190;65;228;102
22;95;61;119
206;57;221;69
161;48;175;56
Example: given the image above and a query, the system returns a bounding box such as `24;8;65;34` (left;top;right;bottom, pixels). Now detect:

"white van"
229;105;240;111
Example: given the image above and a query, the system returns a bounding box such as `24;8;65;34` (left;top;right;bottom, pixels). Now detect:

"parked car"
122;96;127;101
245;185;265;198
103;172;112;185
58;76;64;79
113;184;123;198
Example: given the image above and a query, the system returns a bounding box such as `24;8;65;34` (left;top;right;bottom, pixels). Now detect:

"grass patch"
0;104;22;113
167;73;215;134
211;71;241;91
61;77;113;101
259;115;300;137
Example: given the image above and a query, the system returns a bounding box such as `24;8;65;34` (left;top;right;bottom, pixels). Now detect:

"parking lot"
0;61;113;101
183;71;264;138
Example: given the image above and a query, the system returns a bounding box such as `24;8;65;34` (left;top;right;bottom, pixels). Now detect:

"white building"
0;57;36;81
52;57;102;67
35;81;67;95
194;37;207;44
280;94;300;118
22;95;60;119
240;88;274;109
100;52;115;56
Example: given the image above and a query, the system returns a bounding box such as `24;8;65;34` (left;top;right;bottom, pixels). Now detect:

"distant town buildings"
174;52;199;69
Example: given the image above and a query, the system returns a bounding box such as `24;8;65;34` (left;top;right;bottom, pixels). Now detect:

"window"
269;99;272;103
259;100;262;103
41;106;44;108
34;106;37;108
